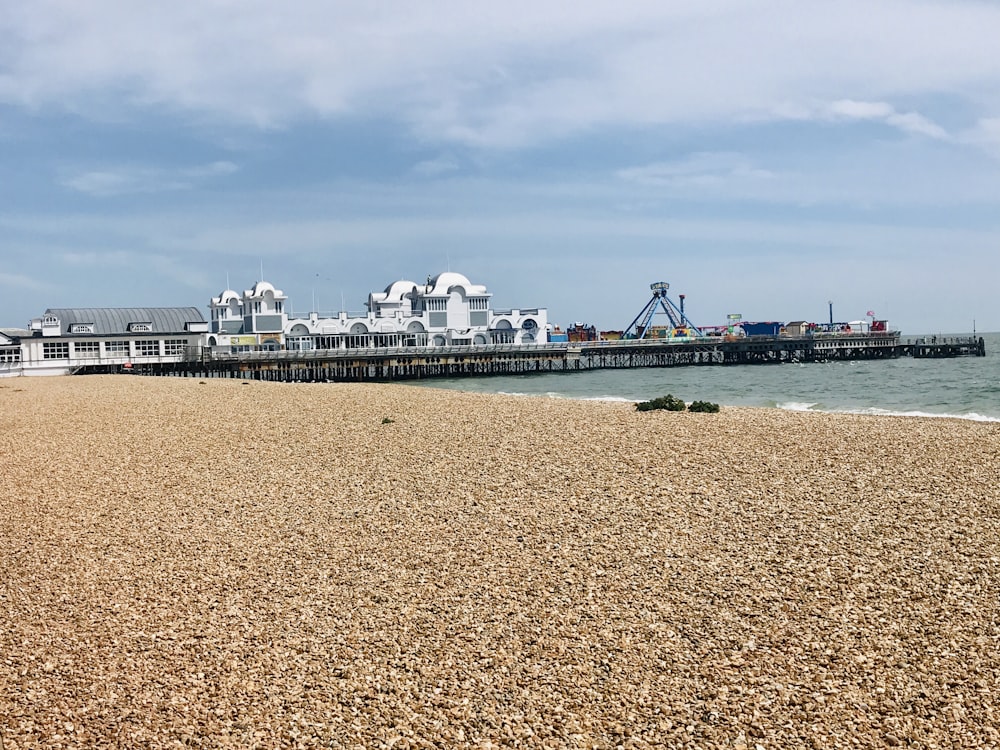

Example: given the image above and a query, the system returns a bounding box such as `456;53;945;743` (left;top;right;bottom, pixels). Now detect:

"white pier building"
206;272;547;352
14;308;209;377
5;271;548;376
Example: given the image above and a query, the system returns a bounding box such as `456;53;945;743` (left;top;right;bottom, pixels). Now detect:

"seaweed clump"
635;394;687;412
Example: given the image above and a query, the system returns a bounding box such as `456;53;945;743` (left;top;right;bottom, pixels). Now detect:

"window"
0;348;21;363
134;340;159;357
129;323;152;333
70;323;95;334
105;340;129;355
163;339;186;356
43;342;69;359
73;341;100;357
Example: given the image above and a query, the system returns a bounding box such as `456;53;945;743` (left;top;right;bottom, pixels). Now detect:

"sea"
415;332;1000;422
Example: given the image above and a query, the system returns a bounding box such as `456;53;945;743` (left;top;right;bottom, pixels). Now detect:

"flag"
866;310;875;317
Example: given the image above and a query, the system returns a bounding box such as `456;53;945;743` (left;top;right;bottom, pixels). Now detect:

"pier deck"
120;333;986;383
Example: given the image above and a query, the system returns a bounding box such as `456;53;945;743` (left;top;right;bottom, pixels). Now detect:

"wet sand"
2;375;999;748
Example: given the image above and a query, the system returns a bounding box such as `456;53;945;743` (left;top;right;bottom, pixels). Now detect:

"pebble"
1;375;999;747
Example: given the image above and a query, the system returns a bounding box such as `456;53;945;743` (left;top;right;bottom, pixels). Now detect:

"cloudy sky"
2;0;999;333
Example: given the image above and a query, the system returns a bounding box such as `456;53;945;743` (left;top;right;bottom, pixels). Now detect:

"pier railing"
106;331;985;382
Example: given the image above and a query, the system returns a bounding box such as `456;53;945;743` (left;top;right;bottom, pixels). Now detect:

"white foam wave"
496;390;633;402
495;392;1000;422
779;402;1000;423
842;407;1000;422
777;401;819;412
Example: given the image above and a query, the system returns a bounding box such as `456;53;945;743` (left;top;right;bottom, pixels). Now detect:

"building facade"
0;329;25;376
2;271;548;376
15;308;208;376
206;272;548;352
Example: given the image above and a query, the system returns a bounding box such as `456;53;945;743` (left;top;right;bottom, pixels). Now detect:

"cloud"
0;270;49;291
828;100;895;120
2;1;999;149
55;248;209;291
821;99;949;140
58;250;134;266
885;112;949;140
58;161;238;197
962;117;1000;158
411;156;461;177
617;152;774;189
188;161;239;178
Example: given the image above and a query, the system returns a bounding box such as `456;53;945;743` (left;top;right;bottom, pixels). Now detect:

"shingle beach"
2;375;999;749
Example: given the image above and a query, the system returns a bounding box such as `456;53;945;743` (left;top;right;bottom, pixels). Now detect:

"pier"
123;333;987;383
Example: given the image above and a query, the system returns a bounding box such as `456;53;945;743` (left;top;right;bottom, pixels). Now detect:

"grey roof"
44;307;206;336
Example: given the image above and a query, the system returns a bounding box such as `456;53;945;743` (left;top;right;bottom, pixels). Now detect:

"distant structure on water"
209;272;546;352
1;275;983;381
2;271;548;377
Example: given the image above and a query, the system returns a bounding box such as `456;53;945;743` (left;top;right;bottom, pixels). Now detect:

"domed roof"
243;280;286;299
381;280;418;300
249;280;275;296
213;289;241;305
427;272;487;295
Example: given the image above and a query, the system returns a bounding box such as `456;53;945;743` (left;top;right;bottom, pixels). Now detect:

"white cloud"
0;270;49;291
820;99;949;140
2;1;999;148
411;156;461;177
617;152;774;189
58;250;134;266
962;117;1000;158
55;248;208;290
189;161;238;178
885;112;948;140
58;161;238;197
828;100;895;120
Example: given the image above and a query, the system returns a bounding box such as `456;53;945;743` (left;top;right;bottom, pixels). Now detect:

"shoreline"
413;381;1000;424
3;375;1000;747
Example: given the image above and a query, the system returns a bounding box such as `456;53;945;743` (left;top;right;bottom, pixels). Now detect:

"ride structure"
622;282;706;340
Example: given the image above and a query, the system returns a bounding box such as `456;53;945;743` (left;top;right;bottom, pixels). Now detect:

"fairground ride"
622;282;706;340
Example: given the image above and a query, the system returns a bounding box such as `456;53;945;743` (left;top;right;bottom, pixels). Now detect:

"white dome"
213;289;241;305
427;272;486;295
381;280;418;301
249;280;276;297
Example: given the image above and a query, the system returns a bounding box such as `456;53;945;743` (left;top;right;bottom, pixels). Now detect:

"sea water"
414;332;1000;422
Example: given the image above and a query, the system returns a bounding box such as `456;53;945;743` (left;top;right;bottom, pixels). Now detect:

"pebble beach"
2;375;999;749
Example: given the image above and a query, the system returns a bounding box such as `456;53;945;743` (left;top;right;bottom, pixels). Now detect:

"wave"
495;389;635;403
775;401;820;412
777;401;1000;423
488;391;1000;422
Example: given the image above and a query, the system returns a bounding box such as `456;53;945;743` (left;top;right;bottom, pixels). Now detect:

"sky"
2;0;999;334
